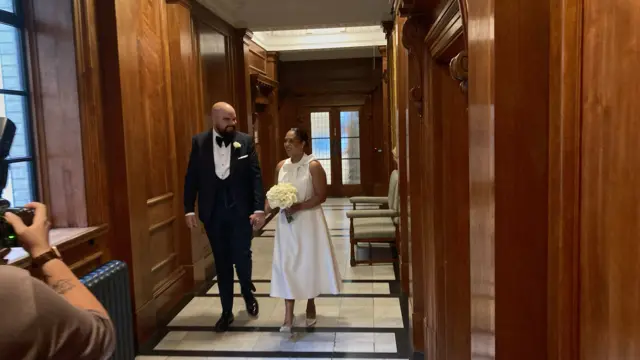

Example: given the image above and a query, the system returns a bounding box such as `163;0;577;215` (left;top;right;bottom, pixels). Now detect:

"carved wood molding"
424;0;463;60
449;50;468;92
266;51;278;62
398;0;419;16
402;14;430;117
251;73;278;90
250;73;278;109
378;45;387;57
236;28;253;45
166;0;192;9
457;0;469;40
382;20;394;39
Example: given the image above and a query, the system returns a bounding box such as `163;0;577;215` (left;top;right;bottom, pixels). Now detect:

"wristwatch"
31;246;62;268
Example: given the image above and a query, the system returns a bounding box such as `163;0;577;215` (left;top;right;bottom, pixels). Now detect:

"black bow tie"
216;136;231;147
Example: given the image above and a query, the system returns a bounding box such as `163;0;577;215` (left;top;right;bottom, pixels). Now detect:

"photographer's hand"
5;203;115;359
5;202;51;258
4;202;109;318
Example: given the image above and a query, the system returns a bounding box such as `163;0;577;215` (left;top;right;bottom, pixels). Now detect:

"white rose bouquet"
266;183;298;223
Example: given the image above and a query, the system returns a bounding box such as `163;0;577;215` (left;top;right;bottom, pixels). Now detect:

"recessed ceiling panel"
198;0;393;30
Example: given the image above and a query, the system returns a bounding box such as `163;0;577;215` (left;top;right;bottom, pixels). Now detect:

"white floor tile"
143;198;407;359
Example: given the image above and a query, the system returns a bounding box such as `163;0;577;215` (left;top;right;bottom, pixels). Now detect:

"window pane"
0;0;15;14
340;138;360;159
3;161;34;206
340;111;359;137
310;112;330;138
0;22;24;91
341;159;361;185
316;159;331;185
311;138;331;159
0;94;29;158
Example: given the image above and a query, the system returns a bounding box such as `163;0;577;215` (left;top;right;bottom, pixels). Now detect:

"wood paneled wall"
95;0;188;340
391;1;471;358
391;0;640;359
578;0;640;358
165;0;213;292
23;0;110;277
27;0;88;228
19;0;275;347
191;1;237;129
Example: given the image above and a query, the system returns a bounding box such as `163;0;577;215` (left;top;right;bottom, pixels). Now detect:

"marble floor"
137;198;410;360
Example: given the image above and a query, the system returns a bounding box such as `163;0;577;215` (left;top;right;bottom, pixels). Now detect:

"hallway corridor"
137;198;410;359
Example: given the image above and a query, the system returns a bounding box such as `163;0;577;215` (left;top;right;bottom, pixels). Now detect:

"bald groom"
184;102;266;332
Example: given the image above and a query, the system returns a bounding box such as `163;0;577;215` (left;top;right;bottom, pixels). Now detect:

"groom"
184;102;266;332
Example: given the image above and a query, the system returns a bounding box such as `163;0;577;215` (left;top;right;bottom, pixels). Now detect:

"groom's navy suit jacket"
184;130;265;226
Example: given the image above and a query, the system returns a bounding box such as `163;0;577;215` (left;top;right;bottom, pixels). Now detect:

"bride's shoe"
279;319;294;333
305;317;317;327
306;309;317;327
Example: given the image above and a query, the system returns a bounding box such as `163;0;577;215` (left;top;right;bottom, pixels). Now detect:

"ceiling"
278;47;382;62
252;26;386;52
197;0;393;31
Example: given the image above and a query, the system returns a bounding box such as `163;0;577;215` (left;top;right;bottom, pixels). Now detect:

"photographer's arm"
5;203;115;359
30;269;116;360
37;255;109;317
5;204;108;317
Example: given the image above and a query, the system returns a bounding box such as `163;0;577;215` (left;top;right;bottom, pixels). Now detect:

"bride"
266;128;342;332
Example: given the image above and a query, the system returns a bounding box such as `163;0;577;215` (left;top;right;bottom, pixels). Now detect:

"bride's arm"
296;160;328;211
266;160;287;213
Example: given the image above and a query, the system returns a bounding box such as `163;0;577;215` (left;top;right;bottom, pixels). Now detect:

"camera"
0;117;35;248
0;201;34;248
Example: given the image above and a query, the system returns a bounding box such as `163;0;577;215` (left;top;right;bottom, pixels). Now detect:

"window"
0;2;36;206
310;111;332;185
339;110;361;185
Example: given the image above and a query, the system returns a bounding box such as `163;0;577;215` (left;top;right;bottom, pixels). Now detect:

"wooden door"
308;107;363;197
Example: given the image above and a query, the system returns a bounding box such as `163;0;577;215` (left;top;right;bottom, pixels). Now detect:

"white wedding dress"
270;154;342;299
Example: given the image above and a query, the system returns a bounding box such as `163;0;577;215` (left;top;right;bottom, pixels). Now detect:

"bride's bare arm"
297;160;328;210
266;160;287;213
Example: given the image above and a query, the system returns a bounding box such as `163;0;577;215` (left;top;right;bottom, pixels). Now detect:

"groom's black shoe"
246;296;259;318
215;311;234;332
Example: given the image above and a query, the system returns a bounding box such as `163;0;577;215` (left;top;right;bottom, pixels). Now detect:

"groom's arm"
184;137;199;214
248;137;265;213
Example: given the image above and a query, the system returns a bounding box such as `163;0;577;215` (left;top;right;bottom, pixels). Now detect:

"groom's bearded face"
213;109;237;138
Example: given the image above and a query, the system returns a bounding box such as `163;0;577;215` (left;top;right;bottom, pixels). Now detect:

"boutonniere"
233;141;242;149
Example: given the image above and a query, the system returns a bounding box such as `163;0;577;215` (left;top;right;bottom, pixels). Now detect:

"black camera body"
0;199;34;248
0;118;35;248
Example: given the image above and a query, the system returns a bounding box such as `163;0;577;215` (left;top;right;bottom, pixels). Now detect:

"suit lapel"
230;133;239;178
203;131;216;181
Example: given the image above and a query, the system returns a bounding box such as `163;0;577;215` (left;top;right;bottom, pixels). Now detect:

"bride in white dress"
266;128;342;332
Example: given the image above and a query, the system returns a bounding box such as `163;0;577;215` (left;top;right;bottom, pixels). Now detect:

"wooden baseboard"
135;300;157;344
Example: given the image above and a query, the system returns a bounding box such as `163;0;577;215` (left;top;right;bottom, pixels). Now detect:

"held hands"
4;202;52;259
249;212;266;230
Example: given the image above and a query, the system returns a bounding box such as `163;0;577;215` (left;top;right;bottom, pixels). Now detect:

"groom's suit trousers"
205;189;255;313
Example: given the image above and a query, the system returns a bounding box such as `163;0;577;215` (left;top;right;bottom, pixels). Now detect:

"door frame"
306;106;364;197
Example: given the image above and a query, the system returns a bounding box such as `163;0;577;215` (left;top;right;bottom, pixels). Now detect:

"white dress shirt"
185;130;263;216
213;130;231;180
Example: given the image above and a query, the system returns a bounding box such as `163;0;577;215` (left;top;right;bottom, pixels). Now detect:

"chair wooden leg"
350;221;356;267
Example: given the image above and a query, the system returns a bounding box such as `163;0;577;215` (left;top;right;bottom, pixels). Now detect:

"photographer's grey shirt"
0;265;115;360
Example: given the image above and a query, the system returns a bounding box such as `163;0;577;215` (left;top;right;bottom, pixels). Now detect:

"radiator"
80;260;135;360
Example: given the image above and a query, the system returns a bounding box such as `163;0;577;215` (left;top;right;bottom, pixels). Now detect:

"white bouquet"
266;183;298;223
